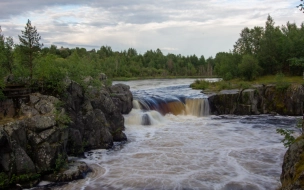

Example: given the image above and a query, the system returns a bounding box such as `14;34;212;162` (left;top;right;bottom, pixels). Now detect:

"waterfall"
125;109;164;126
128;97;210;126
185;98;210;117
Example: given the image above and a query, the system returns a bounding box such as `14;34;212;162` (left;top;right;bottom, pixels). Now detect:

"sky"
0;0;302;58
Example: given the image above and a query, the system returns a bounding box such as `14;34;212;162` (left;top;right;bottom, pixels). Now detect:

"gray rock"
109;83;133;114
14;144;36;174
3;121;27;150
44;161;91;182
280;137;304;189
34;100;55;115
208;84;304;116
26;115;56;132
21;104;39;117
30;94;40;105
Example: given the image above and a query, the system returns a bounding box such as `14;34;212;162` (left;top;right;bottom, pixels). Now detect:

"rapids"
52;79;300;190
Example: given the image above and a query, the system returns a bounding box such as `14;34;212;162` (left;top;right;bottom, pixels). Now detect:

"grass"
190;75;303;92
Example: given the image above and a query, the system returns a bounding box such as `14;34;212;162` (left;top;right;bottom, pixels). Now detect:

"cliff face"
208;84;304;116
0;81;133;188
64;81;133;155
0;93;68;187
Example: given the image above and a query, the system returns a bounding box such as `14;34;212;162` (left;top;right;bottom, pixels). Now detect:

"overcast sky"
0;0;302;58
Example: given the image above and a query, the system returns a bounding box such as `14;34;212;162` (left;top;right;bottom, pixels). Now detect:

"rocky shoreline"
0;78;133;189
207;84;304;116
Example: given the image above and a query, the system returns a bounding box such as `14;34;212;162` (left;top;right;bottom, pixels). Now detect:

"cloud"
0;0;302;57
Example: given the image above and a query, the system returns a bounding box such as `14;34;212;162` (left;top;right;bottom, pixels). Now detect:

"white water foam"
54;114;298;190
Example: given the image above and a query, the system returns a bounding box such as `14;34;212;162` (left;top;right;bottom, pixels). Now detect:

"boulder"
43;161;91;182
109;84;133;114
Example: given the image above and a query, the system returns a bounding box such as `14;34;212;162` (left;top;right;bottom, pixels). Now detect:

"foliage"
33;54;67;95
190;79;210;90
238;54;262;81
54;101;71;129
0;172;40;189
214;52;241;80
237;81;251;89
276;119;303;148
233;26;264;55
276;128;296;148
0;16;303;94
54;153;68;172
298;0;304;13
18;19;43;81
0;27;14;74
275;73;290;91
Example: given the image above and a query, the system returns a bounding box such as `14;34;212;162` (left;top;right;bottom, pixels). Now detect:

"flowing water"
53;79;300;190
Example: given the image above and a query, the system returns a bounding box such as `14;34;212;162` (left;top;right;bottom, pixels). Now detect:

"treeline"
0;15;304;95
215;15;304;80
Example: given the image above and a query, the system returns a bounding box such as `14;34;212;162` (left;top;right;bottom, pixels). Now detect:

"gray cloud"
0;0;302;57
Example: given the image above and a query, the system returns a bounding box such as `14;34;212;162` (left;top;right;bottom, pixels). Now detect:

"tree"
238;54;262;81
214;52;241;80
0;27;6;99
0;26;5;70
0;27;14;75
298;0;304;13
258;15;283;75
18;19;43;80
233;26;264;55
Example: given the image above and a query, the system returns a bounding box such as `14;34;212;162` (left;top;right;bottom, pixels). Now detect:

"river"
54;78;299;190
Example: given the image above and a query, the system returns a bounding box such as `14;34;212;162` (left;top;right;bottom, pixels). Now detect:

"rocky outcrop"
208;84;304;116
280;135;304;190
0;93;68;188
64;81;131;156
109;84;133;114
0;79;133;188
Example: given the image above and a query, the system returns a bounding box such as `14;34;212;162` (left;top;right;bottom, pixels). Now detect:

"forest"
0;15;304;97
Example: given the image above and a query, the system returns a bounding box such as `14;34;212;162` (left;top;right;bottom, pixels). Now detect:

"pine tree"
18;19;43;80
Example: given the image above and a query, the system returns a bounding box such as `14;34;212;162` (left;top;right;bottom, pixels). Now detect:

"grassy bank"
190;75;304;92
112;75;219;81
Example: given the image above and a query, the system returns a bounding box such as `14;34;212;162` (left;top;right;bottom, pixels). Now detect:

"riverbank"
112;75;219;81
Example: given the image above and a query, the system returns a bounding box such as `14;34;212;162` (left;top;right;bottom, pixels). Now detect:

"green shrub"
190;79;210;90
237;81;251;89
275;73;290;91
54;154;68;172
277;119;303;148
238;54;262;81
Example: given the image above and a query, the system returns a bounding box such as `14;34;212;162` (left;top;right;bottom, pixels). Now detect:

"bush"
276;119;303;148
190;79;210;90
238;54;262;81
275;73;290;91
